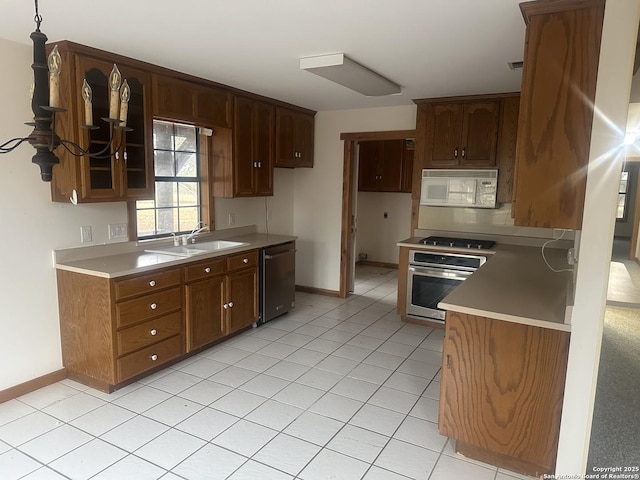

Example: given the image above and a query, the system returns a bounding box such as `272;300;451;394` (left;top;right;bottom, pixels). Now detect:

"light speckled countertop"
55;231;296;279
399;237;573;332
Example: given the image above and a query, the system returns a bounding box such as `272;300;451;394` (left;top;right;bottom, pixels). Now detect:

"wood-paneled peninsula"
55;227;295;392
397;236;572;476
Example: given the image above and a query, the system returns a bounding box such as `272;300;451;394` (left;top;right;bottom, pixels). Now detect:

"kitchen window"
617;170;630;221
135;120;201;239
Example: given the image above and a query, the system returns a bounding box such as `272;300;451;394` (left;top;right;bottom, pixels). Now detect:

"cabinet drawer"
114;269;182;301
116;286;182;328
226;250;258;271
117;311;183;356
117;334;183;382
184;258;225;283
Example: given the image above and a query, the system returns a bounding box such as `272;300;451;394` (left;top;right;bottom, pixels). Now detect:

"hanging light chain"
33;0;42;31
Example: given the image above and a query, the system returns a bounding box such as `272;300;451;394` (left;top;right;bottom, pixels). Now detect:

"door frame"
338;129;416;298
628;159;640;259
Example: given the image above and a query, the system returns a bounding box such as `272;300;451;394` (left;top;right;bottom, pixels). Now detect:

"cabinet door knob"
150;354;158;361
258;161;262;168
454;148;458;158
204;267;211;273
223;303;229;309
150;302;157;310
461;148;466;158
149;280;156;287
150;329;157;336
228;301;234;308
124;150;128;162
253;161;257;168
243;258;249;264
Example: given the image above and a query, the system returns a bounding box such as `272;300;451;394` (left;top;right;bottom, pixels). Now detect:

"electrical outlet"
567;248;577;265
108;223;128;240
228;213;235;226
80;225;92;243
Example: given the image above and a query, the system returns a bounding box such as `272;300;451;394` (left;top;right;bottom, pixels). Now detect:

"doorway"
338;129;415;297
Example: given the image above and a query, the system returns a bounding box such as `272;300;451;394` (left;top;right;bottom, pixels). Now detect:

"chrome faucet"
183;222;209;244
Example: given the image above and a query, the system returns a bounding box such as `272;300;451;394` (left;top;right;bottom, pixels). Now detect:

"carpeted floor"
586;238;640;472
587;307;640;471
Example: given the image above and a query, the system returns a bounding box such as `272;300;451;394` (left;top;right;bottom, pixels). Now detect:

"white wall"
215;168;294;235
293;106;417;291
556;0;640;474
356;192;412;264
0;38;130;391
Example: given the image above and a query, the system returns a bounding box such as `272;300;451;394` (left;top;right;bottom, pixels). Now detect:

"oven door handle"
408;266;472;280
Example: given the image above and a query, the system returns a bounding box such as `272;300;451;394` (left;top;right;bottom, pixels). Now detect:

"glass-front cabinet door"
74;55;153;201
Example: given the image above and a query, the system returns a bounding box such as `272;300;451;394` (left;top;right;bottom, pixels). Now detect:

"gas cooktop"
420;236;496;250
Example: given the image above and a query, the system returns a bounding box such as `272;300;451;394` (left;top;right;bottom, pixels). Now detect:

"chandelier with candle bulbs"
0;0;132;182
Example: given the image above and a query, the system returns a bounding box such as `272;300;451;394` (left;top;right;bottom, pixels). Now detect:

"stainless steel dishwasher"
259;241;296;325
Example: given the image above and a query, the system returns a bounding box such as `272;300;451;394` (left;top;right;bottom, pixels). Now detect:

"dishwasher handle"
264;249;296;260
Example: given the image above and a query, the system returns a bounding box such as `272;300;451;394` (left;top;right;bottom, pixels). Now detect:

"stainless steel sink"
144;240;247;257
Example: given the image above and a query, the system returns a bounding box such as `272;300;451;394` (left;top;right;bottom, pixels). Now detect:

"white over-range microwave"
420;169;498;208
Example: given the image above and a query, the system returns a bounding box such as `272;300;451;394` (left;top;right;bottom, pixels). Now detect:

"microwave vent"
422;169;497;179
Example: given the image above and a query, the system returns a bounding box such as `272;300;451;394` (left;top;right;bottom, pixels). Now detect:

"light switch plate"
108;223;128;240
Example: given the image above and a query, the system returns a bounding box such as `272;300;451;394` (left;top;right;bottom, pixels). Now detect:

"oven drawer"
406;265;471;322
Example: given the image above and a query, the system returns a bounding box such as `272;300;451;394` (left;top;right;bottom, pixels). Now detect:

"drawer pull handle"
223;303;229;309
205;267;211;273
150;354;158;361
150;329;157;336
243;258;249;264
149;280;156;287
150;303;157;310
228;301;234;308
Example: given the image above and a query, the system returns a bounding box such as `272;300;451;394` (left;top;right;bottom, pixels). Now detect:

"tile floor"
0;266;535;480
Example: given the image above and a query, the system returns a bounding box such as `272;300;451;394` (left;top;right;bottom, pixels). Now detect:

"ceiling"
0;0;526;112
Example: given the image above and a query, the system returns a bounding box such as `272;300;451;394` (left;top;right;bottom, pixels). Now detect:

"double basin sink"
145;240;248;258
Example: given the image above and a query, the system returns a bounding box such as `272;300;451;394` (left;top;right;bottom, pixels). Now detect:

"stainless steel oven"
406;250;486;322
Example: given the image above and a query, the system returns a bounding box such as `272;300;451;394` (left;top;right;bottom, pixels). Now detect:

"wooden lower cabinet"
57;266;185;391
57;249;260;392
439;310;570;477
185;273;226;351
184;251;258;351
226;268;258;334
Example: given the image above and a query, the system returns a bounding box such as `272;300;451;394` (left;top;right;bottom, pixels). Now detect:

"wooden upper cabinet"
358;139;410;192
275;107;315;168
402;145;414;193
231;96;274;197
462;102;499;167
49;43;154;203
412;93;519;215
429;101;499;168
513;0;605;229
358;141;383;191
253;101;275;196
152;74;233;129
358;139;404;192
431;104;463;167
